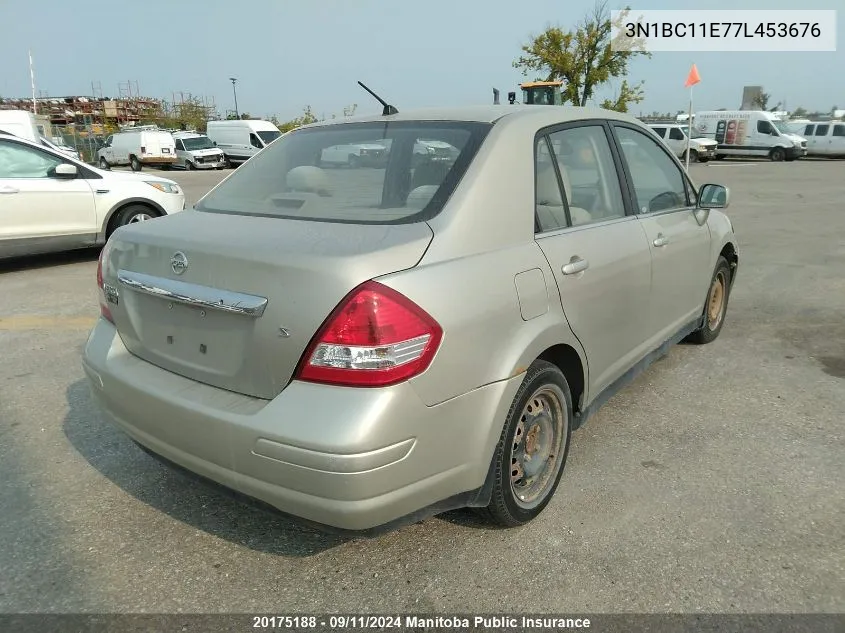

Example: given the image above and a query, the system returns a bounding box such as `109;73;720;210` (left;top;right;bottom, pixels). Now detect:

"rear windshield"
195;120;491;224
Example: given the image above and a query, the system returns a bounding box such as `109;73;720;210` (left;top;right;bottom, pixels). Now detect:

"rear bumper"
81;318;521;533
141;156;177;165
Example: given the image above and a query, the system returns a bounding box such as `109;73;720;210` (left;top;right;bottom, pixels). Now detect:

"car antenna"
357;81;398;116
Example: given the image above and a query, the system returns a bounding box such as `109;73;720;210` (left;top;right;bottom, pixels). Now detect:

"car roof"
296;105;643;130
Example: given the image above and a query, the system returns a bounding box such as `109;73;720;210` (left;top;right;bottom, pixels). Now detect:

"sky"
0;0;842;121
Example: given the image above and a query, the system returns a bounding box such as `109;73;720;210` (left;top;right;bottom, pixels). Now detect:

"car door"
0;138;96;257
668;126;687;157
611;124;713;345
812;124;831;156
534;122;653;397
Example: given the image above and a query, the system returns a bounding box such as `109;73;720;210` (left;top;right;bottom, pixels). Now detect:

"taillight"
295;281;442;387
140;146;146;154
97;242;114;323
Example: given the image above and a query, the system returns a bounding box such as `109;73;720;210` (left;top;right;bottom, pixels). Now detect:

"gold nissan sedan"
82;105;739;535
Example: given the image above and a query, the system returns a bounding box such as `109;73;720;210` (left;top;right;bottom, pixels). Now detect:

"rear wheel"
770;147;786;162
686;256;732;345
99;157;110;170
130;155;142;171
482;360;572;527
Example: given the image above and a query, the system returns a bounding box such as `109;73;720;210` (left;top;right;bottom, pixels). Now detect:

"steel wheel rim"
128;213;152;223
707;271;726;329
509;385;567;510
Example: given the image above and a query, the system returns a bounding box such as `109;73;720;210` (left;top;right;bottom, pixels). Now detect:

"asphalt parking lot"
0;160;843;614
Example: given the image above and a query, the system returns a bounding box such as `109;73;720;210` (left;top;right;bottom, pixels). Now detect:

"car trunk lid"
102;211;433;400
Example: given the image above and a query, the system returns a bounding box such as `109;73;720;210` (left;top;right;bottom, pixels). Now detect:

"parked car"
97;127;177;172
648;123;717;162
693;110;806;161
206;119;282;166
0;134;185;260
171;131;226;170
796;121;845;157
47;135;82;160
319;141;388;167
83;105;738;534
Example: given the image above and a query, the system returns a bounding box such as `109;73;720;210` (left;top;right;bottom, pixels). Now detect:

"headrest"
286;165;331;196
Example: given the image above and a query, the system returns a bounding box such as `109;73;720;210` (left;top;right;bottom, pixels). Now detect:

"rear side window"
195;121;490;224
535;125;626;231
651;127;666;137
814;125;830;136
833;125;845;137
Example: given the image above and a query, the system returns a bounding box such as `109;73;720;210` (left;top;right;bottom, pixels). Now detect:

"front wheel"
130;156;142;171
184;161;194;171
482;360;572;527
770;147;786;162
686;149;699;163
686;256;732;345
99;157;110;170
111;204;157;236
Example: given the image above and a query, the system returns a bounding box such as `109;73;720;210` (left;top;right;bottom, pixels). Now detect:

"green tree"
752;92;770;110
276;106;319;133
514;1;649;111
791;106;808;118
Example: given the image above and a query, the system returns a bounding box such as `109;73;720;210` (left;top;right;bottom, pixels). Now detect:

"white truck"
692;110;807;161
205;119;281;166
0;110;80;159
647;123;718;163
97;126;177;171
792;121;845;157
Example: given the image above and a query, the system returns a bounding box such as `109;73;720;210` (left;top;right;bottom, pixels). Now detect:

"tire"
110;204;158;236
184;161;194;171
770;147;786;162
482;360;573;527
130;155;142;171
686;149;699;163
98;157;110;170
686;256;732;345
348;154;360;168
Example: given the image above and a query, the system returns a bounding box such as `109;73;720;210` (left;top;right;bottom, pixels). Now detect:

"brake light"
295;281;442;387
97;242;114;323
140;146;146;154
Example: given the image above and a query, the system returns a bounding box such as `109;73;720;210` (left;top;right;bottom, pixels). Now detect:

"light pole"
229;77;239;119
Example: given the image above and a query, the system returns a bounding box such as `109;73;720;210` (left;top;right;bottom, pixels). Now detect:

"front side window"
804;125;815;136
669;127;685;141
757;120;775;135
651;127;666;137
195;121;490;224
0;140;63;179
249;133;263;149
614;126;690;214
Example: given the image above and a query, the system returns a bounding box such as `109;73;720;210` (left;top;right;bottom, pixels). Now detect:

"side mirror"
697;183;729;209
52;163;79;179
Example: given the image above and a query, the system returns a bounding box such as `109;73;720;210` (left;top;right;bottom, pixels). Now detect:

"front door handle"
0;186;20;194
653;234;669;247
562;256;589;275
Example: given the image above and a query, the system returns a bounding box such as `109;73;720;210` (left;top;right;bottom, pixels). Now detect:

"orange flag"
684;64;701;88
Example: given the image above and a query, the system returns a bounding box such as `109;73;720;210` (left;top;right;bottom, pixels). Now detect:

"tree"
791;106;808;118
752;92;770;110
514;1;649;111
275;106;318;133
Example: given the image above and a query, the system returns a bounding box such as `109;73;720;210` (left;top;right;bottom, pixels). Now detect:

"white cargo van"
97;126;177;171
205;119;281;165
647;123;718;162
171;131;226;170
795;121;845;157
0;110;78;158
693;110;807;161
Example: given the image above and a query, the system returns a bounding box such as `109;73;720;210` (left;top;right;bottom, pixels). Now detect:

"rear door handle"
653;234;669;247
0;186;20;194
562;257;589;275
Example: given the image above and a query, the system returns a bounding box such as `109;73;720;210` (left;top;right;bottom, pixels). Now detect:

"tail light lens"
295;281;442;387
97;242;114;323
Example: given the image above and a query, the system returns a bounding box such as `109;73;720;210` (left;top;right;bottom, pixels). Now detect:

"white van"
0;110;79;158
171;131;226;170
795;121;845;157
647;123;718;162
206;119;281;165
693;110;807;161
97;126;177;171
